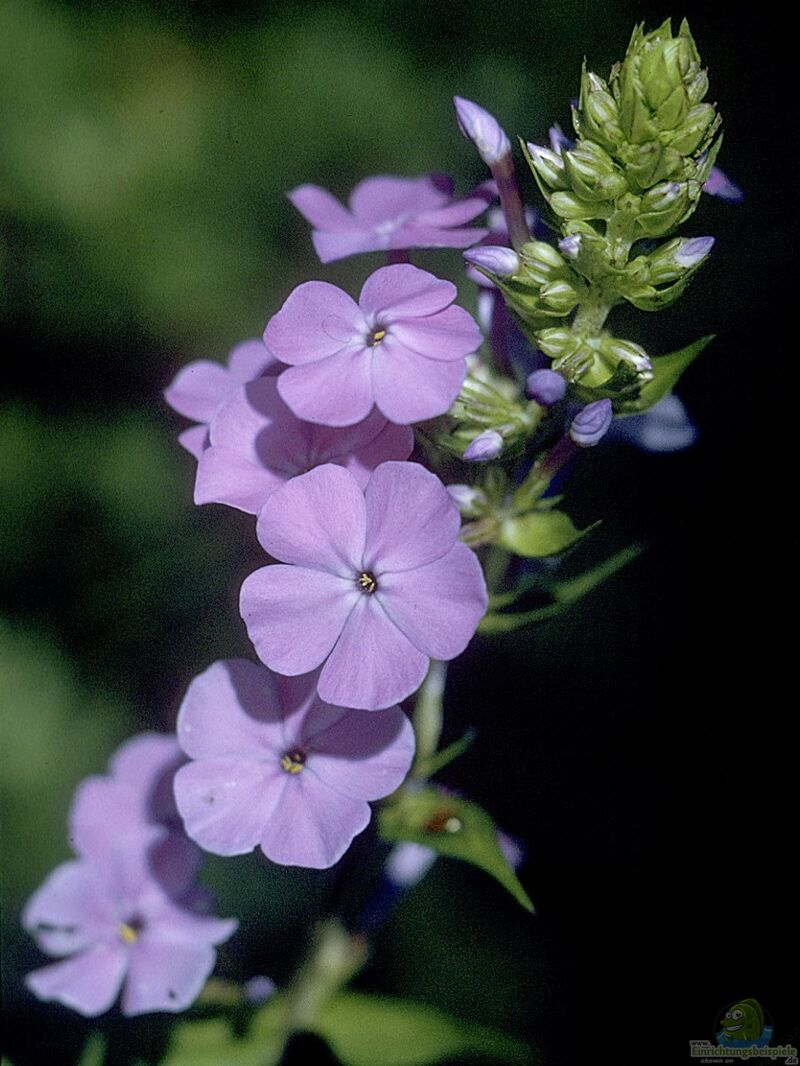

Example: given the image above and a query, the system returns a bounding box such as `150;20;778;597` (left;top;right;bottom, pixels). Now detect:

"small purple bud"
464;429;503;461
702;166;744;202
675;236;714;267
548;124;572;153
245;976;276;1005
385;842;437;888
558;235;582;260
462;245;520;277
569;399;613;447
453;96;511;165
526;369;567;406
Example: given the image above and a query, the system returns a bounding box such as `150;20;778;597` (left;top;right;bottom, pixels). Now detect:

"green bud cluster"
507;19;721;393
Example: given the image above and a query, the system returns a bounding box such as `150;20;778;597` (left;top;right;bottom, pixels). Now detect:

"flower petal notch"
266;264;483;427
195;378;413;514
173;660;415;868
240;462;488;710
164;339;283;459
288;173;493;263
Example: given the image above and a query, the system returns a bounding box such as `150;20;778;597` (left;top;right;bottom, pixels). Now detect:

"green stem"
267;919;367;1065
571;285;611;337
411;660;448;777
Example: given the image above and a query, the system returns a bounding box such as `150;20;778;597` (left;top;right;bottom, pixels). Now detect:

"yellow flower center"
280;749;306;774
358;571;378;594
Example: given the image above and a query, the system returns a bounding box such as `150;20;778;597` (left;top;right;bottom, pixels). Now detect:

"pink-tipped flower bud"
462;245;520;277
453;96;511;165
464;429;503;461
569;399;613;447
526;369;567;406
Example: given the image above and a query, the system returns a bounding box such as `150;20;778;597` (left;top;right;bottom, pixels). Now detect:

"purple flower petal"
359;264;456;319
304;705;415;801
390;222;489;250
363;462;461;573
178;424;210;459
372;341;466;424
121;937;216;1016
164;361;233;423
378;542;488;659
256;464;367;575
349;175;449;222
264;281;362;365
69;778;158;862
258;769;371;868
287;184;360;232
338;419;414;487
26;943;128;1017
415;186;496;228
390;304;483;361
311;228;392;263
318;597;429;710
195;445;286;513
174;758;286;856
23;861;114;957
176;659;284;760
227;338;282;380
277;347;375;427
240;565;359;676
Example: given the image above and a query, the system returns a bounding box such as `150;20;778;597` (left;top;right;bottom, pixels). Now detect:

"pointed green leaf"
479;545;643;634
379;786;534;913
497;510;593;558
616;335;714;415
316;992;534;1066
162;999;286;1066
77;1035;106;1066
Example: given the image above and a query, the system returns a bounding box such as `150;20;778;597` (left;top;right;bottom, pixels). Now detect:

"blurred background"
1;1;795;1064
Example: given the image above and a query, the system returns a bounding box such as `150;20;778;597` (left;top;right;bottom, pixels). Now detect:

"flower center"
280;748;306;774
118;916;144;944
367;328;386;347
358;571;378;594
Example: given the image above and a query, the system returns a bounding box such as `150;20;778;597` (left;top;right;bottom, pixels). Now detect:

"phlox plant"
22;19;736;1065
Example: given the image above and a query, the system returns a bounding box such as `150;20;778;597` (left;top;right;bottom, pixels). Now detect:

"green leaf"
316;992;534;1066
497;510;593;558
162;1000;286;1066
479;545;643;634
379;787;534;913
77;1036;106;1066
615;335;714;415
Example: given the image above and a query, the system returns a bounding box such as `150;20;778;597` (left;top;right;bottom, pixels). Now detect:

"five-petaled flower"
164;338;282;458
194;377;413;514
173;659;415;869
264;264;483;427
288;173;493;263
239;461;488;710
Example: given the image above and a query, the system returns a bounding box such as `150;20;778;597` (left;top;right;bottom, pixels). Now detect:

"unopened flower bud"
526;369;567;406
569;399;613;447
245;976;277;1005
675;235;714;267
464;429;504;461
540;280;581;314
447;483;488;516
525;142;567;190
463;245;520;277
548;125;571;152
703;166;743;202
558;235;582;260
454;96;511;165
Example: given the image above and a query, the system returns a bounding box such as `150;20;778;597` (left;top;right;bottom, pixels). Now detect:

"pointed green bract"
379;786;535;913
498;510;591;558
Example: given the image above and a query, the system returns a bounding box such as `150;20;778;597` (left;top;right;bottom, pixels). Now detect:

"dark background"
1;1;796;1064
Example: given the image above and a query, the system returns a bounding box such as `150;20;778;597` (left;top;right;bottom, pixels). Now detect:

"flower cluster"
24;20;728;1024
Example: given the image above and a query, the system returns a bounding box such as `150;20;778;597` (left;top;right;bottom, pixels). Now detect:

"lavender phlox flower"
24;849;236;1016
195;378;413;514
240;462;488;710
569;399;614;447
464;430;503;462
526;369;567;407
164;339;282;459
288;174;494;263
453;96;511;165
173;660;415;868
609;394;698;452
702;166;744;202
264;264;483;427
